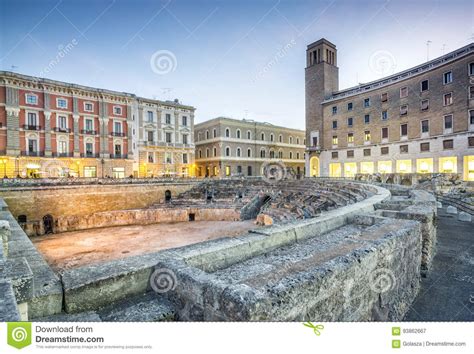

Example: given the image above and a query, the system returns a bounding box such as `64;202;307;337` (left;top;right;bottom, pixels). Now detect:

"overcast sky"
1;0;473;129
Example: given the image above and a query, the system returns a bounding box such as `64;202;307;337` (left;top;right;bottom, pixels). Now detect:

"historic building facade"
305;39;474;181
0;71;195;178
195;117;306;178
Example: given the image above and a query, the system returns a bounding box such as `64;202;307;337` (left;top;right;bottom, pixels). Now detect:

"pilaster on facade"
6;106;20;154
73;114;80;157
44;111;52;157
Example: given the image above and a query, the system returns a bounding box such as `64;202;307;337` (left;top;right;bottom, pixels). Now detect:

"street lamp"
75;160;80;178
101;158;105;178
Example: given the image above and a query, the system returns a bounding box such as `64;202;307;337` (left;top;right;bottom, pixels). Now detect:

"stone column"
73;114;80;157
100;117;108;158
44;111;52;157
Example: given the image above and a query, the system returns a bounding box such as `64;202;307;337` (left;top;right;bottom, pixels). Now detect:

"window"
347;102;353;111
381;110;388;120
364;130;371;141
347;150;354;158
183;153;188;163
470;86;474;99
270;134;274;142
364;98;370;107
363;148;371;157
400;87;408;98
58;115;67;129
332;120;338;129
58;140;67;154
279;135;283;142
382;127;388;139
237;130;241;139
182;134;188;144
198;150;202;158
114;121;122;133
27;112;37;126
225;128;230;137
444;115;453;130
147;111;153;122
443;71;452;84
347;133;354;143
165;152;172;164
85;118;93;131
421;80;429;91
278;151;283;158
289;152;293;159
470;110;474;125
331;151;338;159
84;166;97;178
381;147;389;155
165;132;172;143
421;99;429;111
312;137;318;147
206;149;210;158
296;138;300;145
260;149;266;158
421;120;429;133
237;148;241;157
332;106;337;115
26;93;38;105
400;105;408;116
364;114;370;124
289;136;293;144
113;106;122;115
112;167;125;178
443;139;453;150
182;116;187;126
57;98;67;109
165;114;171;124
84;102;93;112
237;166;242;174
148;152;154;163
470;62;474;76
206;130;209;139
247;148;251;157
469;137;474;147
347;117;353;127
400;145;408;154
28;138;37;153
247;166;252;176
401;123;408;137
213;129;217;138
225;147;230;157
261;133;265;141
247;131;251;139
114;144;122;156
443;92;453;106
420;142;430;152
213;147;217;157
381;93;388;102
296;152;300;159
332;136;338;145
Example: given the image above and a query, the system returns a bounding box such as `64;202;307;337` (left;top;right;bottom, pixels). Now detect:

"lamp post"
101;158;105;178
76;160;80;178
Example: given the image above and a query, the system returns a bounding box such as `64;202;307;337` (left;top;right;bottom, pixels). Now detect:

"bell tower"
305;38;339;176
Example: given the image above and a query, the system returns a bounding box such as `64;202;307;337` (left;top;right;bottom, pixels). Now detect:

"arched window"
213;129;217;138
279;151;283;158
237;129;241;139
296;138;300;145
297;152;300;159
270;134;274;142
289;136;293;144
206;148;210;157
198;150;202;158
213;147;217;157
206;130;209;139
225;128;230;138
247;131;251;139
261;133;265;141
270;150;275;158
260;149;266;158
237;148;241;157
279;135;283;143
225;147;230;157
247;148;252;157
289;151;293;159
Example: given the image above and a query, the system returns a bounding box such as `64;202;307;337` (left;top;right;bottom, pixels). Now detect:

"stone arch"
165;190;172;202
43;214;54;234
309;156;320;177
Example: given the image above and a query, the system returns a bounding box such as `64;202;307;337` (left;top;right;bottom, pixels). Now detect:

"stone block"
0;280;21;321
458;212;472;222
4;258;33;303
446;206;457;214
437;201;442;209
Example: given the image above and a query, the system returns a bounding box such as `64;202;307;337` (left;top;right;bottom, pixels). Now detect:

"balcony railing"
81;129;97;135
110;153;128;159
80;152;100;158
51;152;74;157
22;125;41;131
53;127;72;133
111;131;126;137
20;151;45;157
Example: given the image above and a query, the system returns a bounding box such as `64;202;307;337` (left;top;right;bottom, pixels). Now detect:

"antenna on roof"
426;40;432;61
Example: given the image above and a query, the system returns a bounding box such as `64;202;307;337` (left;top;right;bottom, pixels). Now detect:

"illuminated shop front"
377;161;393;174
416;158;434;174
344;162;357;178
360;162;374;174
438;157;457;173
464;156;474;181
329;163;342;177
396;160;412;174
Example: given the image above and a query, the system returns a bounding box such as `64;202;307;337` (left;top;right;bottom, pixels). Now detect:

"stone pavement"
404;208;474;321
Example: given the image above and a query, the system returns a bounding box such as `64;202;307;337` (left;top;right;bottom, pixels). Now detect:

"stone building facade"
0;71;195;178
195;117;306;178
305;39;474;181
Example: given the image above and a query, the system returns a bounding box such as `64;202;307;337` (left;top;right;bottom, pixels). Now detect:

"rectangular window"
347;133;354;143
26;94;38;105
400;144;408;154
27;112;37;126
247;166;252;176
364;98;370;107
381;147;389;155
148;152;154;163
400;105;408;116
147;131;154;142
84;102;93;112
332;120;338;129
347;102;353;111
182;116;187;126
347;150;354;158
470;86;474;99
470;62;474;76
165;152;172;164
58;140;67;154
331;151;338;159
58;115;67;129
381;92;388;102
443;139;453;150
114;106;122;115
401;123;408;137
147;111;153;122
85;142;93;156
363;148;371;156
420;142;430;152
469;137;474;147
382;127;388;139
312;137;318;147
470;110;474;125
400;87;408;98
85;119;93;131
112;167;125;178
443;92;453;106
165;132;172;143
332;106;337;115
182;134;188;144
364;114;370;124
421;120;429;133
332;136;338;145
443;71;452;84
421;80;429;92
347;117;353;127
444;115;453;130
364;130;371;141
57;98;67;109
84;166;97;178
165;113;171;124
421;99;429;111
114;122;122;133
381;110;388;120
183;153;188;164
114;144;122;156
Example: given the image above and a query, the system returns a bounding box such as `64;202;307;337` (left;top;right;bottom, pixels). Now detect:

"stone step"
98;292;176;322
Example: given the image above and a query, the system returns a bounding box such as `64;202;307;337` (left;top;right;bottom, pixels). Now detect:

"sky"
0;0;473;129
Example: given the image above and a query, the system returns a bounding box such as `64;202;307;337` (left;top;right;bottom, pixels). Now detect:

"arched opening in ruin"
309;156;320;177
165;190;172;203
18;214;27;223
43;214;54;234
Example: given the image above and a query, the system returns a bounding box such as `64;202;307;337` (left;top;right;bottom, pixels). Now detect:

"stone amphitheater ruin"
0;176;447;321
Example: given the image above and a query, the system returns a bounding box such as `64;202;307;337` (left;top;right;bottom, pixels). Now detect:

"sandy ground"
32;220;257;271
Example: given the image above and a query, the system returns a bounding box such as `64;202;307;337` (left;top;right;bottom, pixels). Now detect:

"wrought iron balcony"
53;127;71;133
51;152;74;157
22;125;41;131
111;131;126;137
81;129;97;135
20;151;45;157
110;153;128;159
80;152;100;158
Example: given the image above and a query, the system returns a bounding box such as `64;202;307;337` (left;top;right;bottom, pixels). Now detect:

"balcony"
53;127;72;133
20;151;45;157
51;152;74;157
81;129;97;135
110;153;128;159
111;132;126;137
22;125;41;131
307;146;321;152
80;152;100;158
